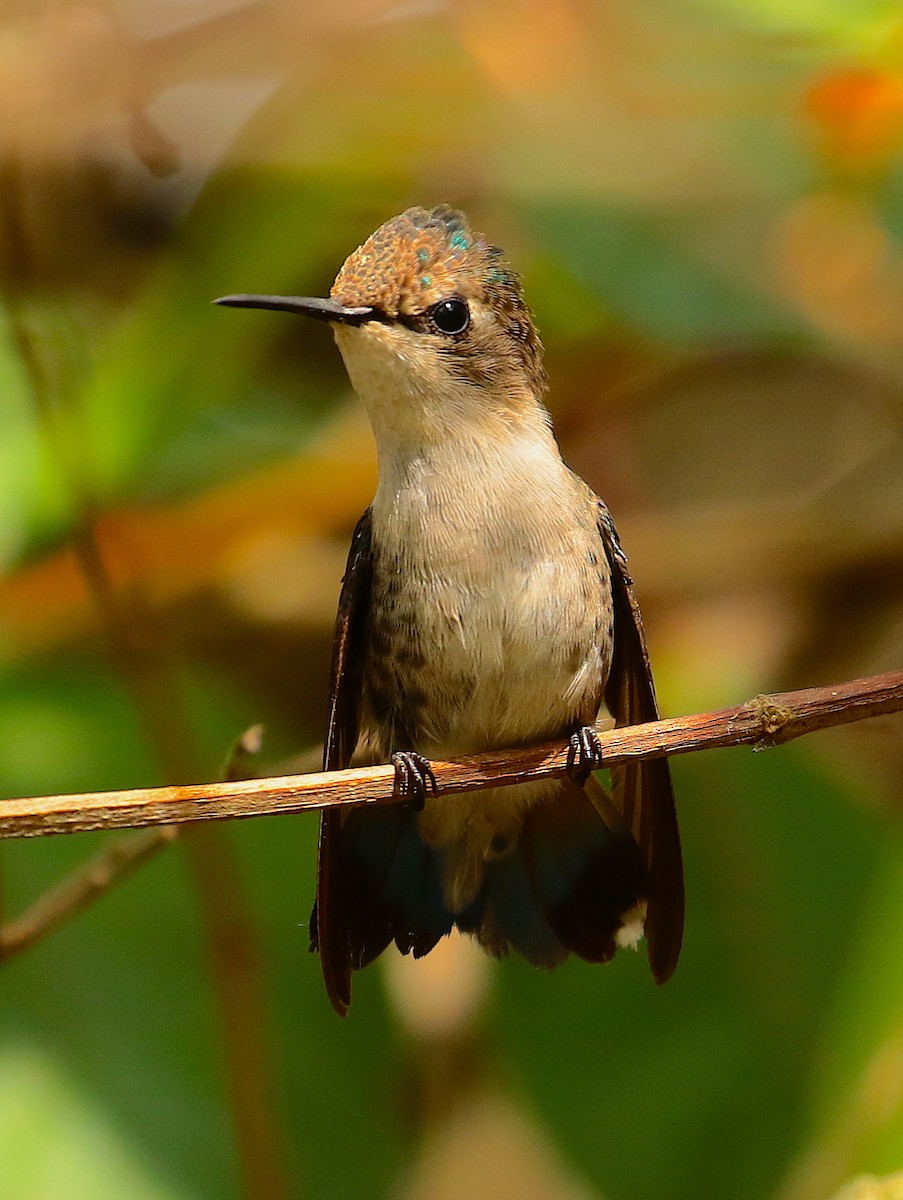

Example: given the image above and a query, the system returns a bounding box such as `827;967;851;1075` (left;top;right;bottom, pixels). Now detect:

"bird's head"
217;206;547;447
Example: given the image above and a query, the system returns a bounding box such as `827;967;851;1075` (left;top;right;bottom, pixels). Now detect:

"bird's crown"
331;205;545;394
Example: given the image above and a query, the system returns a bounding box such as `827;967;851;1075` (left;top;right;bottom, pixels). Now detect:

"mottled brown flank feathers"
331;205;546;397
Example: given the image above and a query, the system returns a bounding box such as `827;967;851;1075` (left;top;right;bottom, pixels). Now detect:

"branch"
1;669;901;840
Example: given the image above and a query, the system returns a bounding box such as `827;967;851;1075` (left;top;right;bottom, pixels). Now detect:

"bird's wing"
313;508;373;1016
596;500;685;983
323;509;373;773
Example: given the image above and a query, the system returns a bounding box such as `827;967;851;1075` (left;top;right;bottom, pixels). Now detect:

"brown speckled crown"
331;206;546;395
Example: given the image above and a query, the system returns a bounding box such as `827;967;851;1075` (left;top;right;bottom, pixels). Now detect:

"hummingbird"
216;205;684;1016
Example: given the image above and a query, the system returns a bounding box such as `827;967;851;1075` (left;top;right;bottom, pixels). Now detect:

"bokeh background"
2;1;903;1197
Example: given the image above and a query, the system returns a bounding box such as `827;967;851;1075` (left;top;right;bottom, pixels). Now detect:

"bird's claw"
566;726;605;784
391;751;438;811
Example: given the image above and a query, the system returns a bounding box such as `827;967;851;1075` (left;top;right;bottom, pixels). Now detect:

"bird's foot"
391;751;437;811
566;725;605;784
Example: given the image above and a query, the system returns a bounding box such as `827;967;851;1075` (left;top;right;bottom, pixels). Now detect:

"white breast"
370;428;610;756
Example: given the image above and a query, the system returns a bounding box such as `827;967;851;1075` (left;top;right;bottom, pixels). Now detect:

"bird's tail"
310;778;647;1014
461;778;647;965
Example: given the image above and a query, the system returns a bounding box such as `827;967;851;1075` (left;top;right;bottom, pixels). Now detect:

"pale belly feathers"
358;445;614;895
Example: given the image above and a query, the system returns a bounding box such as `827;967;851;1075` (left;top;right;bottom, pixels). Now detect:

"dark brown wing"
311;508;373;1016
596;500;684;983
323;509;373;773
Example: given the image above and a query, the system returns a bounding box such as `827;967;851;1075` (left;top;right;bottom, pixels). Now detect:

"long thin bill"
213;294;377;325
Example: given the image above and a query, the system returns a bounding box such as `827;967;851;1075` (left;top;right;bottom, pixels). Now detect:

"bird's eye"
428;297;470;335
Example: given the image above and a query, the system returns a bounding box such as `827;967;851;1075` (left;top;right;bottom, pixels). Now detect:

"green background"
2;1;903;1197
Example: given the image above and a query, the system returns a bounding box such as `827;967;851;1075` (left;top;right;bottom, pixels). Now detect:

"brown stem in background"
186;826;290;1200
1;668;901;839
0;157;291;1200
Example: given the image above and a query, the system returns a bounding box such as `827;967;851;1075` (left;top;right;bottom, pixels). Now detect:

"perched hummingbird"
216;205;684;1016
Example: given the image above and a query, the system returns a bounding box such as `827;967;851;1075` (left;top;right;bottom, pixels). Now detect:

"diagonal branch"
2;669;901;841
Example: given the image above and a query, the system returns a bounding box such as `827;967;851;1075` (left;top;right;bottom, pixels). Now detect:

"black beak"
213;294;378;326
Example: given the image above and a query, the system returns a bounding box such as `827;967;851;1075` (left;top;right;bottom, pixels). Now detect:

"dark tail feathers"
311;782;647;1012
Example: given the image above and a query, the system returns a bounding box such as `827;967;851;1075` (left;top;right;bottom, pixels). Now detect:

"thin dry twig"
2;668;901;840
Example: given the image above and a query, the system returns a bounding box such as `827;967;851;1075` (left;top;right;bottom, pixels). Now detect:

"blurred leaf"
779;846;903;1195
695;0;901;37
0;1045;189;1200
0;314;74;567
526;201;805;343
